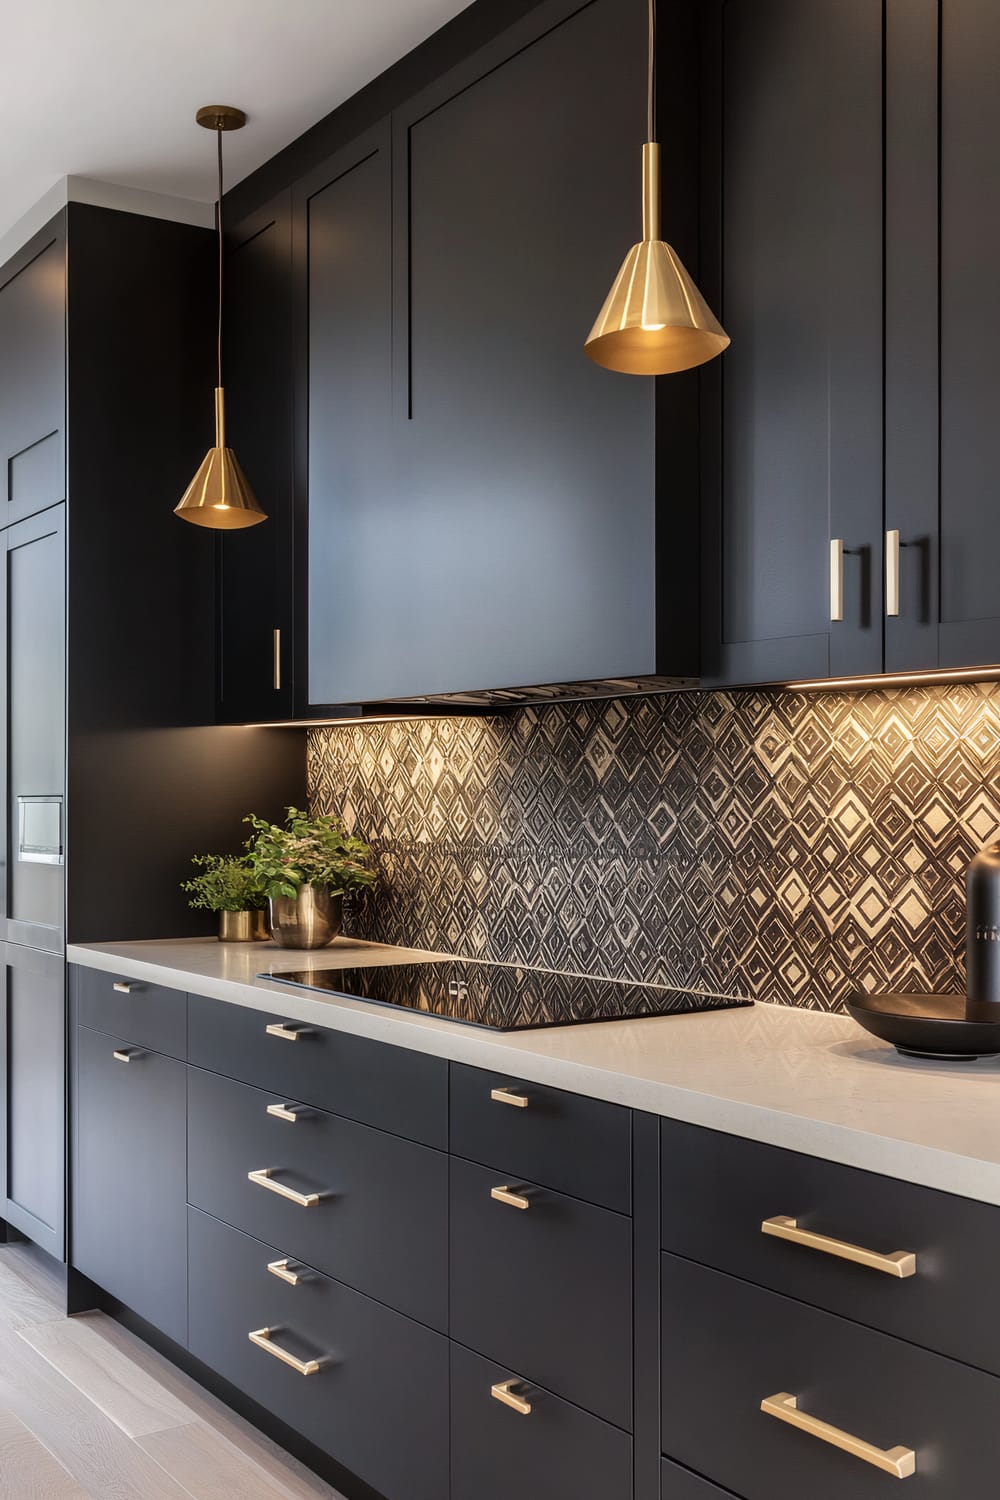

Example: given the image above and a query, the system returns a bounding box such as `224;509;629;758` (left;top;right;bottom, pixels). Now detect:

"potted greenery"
180;853;269;942
244;807;377;949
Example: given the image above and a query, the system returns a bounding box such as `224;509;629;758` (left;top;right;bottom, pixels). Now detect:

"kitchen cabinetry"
1;945;65;1257
0;223;65;529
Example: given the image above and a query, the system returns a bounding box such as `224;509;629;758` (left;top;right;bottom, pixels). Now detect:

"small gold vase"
218;909;271;943
269;887;342;949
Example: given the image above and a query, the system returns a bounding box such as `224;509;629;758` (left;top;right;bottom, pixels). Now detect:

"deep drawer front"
187;1066;447;1330
72;964;186;1059
188;1208;448;1500
661;1252;1000;1498
661;1457;742;1498
451;1062;631;1213
450;1155;632;1430
451;1344;632;1500
661;1118;1000;1377
188;990;447;1147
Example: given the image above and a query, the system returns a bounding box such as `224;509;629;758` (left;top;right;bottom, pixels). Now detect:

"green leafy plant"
181;853;266;913
244;807;377;903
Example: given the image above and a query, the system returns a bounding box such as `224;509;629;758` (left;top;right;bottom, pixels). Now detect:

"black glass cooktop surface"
259;960;752;1032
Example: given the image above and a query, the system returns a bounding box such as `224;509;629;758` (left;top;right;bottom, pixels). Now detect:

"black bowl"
847;992;1000;1060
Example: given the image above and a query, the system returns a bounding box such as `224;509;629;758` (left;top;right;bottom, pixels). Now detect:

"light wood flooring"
0;1241;345;1500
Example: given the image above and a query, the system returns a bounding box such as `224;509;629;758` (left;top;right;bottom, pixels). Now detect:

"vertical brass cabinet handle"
761;1393;915;1479
490;1086;529;1108
248;1328;320;1376
267;1258;301;1286
886;529;901;616
829;538;844;623
491;1379;532;1415
247;1168;321;1208
491;1185;530;1210
112;981;132;994
265;1022;306;1041
266;1103;299;1123
112;1049;133;1063
761;1216;916;1278
273;628;281;691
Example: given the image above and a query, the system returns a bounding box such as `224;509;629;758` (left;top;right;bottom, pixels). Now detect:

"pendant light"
176;105;267;529
584;0;729;375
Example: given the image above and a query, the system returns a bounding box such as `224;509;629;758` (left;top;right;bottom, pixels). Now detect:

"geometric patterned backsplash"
308;681;1000;1012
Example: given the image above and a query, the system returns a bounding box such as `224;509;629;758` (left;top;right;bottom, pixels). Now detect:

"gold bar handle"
761;1216;916;1278
490;1086;529;1108
265;1022;305;1041
886;529;901;616
248;1327;320;1377
112;1049;133;1063
267;1258;301;1286
273;628;281;692
247;1168;320;1208
761;1393;915;1479
266;1103;299;1123
491;1379;532;1416
830;538;844;623
491;1185;530;1211
112;982;132;994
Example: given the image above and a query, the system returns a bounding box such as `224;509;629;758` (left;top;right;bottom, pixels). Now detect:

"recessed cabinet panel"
1;945;64;1258
0;231;65;527
702;0;883;685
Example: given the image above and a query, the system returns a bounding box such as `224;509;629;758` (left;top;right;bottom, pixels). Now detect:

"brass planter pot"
218;909;271;943
269;887;342;949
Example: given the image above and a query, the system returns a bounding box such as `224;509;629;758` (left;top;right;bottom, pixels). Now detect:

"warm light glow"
240;714;469;729
642;321;667;332
785;664;1000;692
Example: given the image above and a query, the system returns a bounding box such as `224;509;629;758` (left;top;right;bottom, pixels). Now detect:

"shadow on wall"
307;682;1000;1012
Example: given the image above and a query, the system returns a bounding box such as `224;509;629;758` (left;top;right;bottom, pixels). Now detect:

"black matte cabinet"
0;945;65;1258
217;193;295;723
73;1023;187;1345
700;0;884;686
0;223;65;529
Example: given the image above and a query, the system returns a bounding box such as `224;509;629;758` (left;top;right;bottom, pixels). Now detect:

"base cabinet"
1;944;65;1257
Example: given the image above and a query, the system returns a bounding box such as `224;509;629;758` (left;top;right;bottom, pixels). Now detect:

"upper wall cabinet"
294;0;699;711
700;0;884;686
0;224;66;529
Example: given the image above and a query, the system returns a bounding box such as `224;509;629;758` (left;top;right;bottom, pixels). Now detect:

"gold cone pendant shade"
585;144;729;375
175;387;266;529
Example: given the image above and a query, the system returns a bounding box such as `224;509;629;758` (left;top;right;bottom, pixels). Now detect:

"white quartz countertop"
68;936;1000;1208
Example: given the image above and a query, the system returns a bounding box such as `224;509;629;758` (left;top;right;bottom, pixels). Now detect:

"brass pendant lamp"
176;105;267;529
584;0;729;375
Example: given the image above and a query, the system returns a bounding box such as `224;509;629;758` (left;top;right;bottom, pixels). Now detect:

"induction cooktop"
258;960;752;1032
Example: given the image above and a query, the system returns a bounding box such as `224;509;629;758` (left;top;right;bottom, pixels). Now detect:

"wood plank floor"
0;1243;345;1500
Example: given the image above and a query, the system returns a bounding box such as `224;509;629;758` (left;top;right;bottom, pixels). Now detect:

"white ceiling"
0;0;473;245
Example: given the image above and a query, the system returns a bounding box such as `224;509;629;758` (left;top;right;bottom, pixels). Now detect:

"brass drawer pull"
112;982;133;994
886;528;901;617
267;1258;301;1286
761;1392;915;1479
491;1379;532;1416
273;628;282;692
265;1022;305;1041
490;1086;529;1108
761;1216;916;1278
491;1185;530;1211
829;538;844;622
266;1103;299;1123
112;1049;134;1063
248;1327;320;1376
247;1168;320;1208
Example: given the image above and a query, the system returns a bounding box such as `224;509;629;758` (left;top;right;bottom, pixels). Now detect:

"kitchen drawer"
188;1208;448;1500
661;1117;1000;1377
661;1252;1000;1498
450;1062;631;1213
187;1066;447;1330
451;1344;631;1500
450;1155;632;1430
188;990;447;1147
71;964;186;1059
662;1457;742;1498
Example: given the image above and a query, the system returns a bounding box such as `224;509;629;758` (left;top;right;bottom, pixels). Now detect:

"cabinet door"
0;507;66;951
0;944;64;1258
701;0;884;685
73;1025;187;1344
217;194;294;723
295;123;391;715
0;218;66;530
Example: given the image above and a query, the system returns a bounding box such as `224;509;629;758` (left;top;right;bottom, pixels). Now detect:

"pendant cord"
216;125;224;391
647;0;656;142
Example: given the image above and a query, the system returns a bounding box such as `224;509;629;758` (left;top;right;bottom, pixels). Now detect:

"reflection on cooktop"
259;960;751;1032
